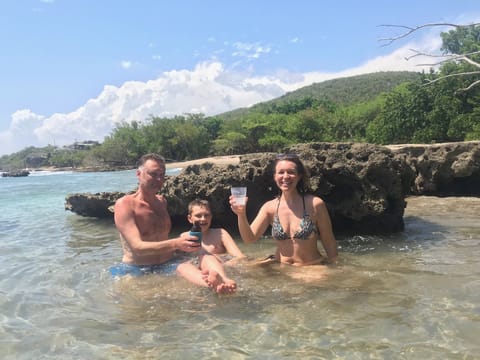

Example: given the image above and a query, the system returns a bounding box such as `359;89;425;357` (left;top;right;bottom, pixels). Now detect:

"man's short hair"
137;153;166;168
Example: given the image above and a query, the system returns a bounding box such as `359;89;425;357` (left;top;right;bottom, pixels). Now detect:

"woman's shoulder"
305;193;326;207
261;198;278;211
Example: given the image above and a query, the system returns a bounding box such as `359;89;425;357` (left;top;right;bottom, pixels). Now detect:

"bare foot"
216;278;237;294
205;270;237;294
204;269;222;289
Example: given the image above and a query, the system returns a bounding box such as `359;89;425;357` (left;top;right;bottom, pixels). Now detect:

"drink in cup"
189;221;202;243
231;187;247;206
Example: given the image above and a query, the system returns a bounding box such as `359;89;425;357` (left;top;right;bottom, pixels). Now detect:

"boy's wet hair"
188;199;211;214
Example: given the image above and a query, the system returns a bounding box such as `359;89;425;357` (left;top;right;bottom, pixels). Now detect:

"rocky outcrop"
65;142;413;235
163;143;412;234
1;169;30;177
388;141;480;196
64;141;480;234
64;192;128;218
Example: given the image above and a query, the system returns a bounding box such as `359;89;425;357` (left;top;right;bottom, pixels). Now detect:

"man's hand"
176;233;202;252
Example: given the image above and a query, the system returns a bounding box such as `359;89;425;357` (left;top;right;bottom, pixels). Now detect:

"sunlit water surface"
0;170;479;359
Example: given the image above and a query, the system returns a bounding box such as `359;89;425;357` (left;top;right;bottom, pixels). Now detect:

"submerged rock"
2;169;30;177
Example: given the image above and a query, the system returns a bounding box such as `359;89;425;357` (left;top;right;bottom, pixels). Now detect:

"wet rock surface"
65;141;480;234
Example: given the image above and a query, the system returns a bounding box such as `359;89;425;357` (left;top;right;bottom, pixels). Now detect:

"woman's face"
274;160;301;192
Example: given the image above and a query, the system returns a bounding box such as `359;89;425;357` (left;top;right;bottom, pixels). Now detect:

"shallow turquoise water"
0;171;479;359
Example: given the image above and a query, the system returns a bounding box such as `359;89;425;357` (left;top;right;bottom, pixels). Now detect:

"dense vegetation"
1;24;479;170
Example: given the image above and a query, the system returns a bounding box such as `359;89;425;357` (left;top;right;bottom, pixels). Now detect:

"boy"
177;199;246;294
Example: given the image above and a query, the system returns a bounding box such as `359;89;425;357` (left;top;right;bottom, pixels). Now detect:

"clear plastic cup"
231;187;247;205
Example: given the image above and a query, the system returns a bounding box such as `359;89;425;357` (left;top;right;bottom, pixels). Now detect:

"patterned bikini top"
271;195;317;241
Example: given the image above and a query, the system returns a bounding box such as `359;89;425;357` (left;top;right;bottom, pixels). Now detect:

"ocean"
0;169;479;359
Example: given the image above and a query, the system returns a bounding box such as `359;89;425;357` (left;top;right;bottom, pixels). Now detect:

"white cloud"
0;36;444;156
0;110;46;155
232;42;271;59
120;60;133;69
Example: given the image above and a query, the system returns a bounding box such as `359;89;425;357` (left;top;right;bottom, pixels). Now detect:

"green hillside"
217;71;421;120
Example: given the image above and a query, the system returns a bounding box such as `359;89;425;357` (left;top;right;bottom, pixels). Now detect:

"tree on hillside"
368;22;480;143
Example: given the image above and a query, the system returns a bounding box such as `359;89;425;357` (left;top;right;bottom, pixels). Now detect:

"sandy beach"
29;155;240;173
165;155;240;169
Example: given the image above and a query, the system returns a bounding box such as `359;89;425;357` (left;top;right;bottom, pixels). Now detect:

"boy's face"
188;205;212;230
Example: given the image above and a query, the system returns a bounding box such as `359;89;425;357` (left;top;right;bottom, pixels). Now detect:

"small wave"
167;168;183;176
29;170;74;176
0;219;18;232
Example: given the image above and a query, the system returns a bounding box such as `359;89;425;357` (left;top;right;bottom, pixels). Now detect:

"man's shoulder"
114;193;137;211
116;193;134;203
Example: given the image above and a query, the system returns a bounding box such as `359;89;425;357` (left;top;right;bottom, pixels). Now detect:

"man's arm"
114;197;198;256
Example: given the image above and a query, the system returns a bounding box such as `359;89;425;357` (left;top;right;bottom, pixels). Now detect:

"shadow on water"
65;215;117;253
338;214;450;257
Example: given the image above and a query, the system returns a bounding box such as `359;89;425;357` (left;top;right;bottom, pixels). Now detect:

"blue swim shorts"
109;257;185;277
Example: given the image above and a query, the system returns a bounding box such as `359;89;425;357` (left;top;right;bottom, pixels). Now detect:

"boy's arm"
219;229;246;258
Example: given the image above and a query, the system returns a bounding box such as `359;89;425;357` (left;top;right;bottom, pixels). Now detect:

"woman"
230;153;338;266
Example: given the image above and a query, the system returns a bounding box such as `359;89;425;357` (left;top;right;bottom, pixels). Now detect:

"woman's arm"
313;197;338;263
230;196;271;244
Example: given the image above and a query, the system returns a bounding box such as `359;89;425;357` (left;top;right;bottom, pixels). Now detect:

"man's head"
137;153;166;169
136;153;166;192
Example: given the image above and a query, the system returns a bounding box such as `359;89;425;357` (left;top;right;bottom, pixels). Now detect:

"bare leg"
176;262;208;287
200;255;237;294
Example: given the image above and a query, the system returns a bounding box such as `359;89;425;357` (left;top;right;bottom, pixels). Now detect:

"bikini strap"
276;196;281;214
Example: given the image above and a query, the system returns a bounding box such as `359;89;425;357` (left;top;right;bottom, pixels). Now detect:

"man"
110;153;200;277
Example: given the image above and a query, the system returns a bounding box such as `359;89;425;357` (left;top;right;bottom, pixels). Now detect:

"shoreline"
29;155;241;173
165;155;240;169
21;141;480;173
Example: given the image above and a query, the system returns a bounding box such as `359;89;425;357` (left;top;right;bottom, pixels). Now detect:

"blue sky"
1;0;479;156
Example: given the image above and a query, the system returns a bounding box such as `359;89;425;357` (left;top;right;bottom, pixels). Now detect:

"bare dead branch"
423;71;480;85
459;55;480;69
378;23;464;46
405;50;480;68
461;79;480;91
405;49;444;59
380;22;480;91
